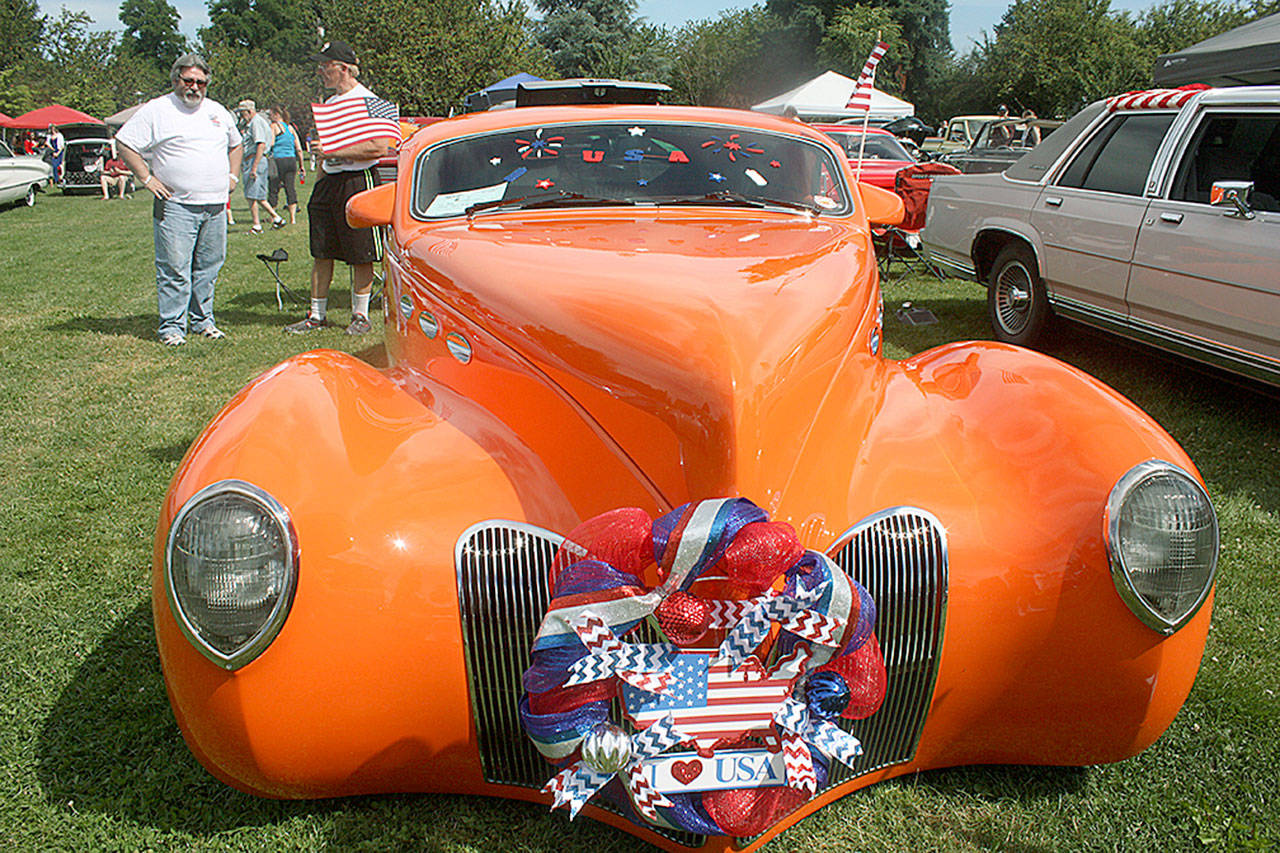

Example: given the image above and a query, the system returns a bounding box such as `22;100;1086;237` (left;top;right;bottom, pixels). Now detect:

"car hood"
398;211;878;504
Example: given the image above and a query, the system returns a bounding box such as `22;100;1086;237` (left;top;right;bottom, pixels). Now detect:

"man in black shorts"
286;40;398;335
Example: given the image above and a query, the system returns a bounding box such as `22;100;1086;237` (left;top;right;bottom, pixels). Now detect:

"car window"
1169;112;1280;213
1056;112;1175;196
0;141;12;157
823;131;912;161
411;121;851;218
1006;102;1105;182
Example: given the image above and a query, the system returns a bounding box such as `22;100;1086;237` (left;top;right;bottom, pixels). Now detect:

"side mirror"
1210;180;1255;220
858;181;904;226
346;181;396;228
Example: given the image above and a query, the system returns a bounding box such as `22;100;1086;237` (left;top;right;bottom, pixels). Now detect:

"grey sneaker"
159;333;186;347
198;325;226;339
284;314;328;334
345;314;372;336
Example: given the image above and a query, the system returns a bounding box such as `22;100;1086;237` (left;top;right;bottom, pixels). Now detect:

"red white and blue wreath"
520;498;887;837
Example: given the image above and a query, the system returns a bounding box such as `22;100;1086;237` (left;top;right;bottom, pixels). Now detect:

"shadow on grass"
147;441;193;465
35;600;353;834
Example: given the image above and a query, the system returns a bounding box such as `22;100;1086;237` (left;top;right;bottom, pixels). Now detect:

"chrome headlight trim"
1105;460;1218;635
164;479;299;670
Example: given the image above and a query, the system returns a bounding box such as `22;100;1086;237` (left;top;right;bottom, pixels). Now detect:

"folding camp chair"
257;248;304;310
873;161;960;281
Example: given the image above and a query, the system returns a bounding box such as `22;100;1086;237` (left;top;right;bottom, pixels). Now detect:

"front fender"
153;351;538;797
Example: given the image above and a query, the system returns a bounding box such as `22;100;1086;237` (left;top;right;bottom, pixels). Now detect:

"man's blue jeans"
153;200;227;338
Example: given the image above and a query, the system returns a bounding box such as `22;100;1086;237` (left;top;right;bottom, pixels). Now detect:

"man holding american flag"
286;40;400;336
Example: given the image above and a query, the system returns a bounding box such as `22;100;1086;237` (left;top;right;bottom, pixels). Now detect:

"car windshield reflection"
411;121;850;218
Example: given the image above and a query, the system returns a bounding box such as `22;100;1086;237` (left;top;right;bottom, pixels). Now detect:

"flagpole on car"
852;35;887;184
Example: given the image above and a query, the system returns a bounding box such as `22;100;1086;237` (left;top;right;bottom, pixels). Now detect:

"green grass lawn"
0;186;1276;851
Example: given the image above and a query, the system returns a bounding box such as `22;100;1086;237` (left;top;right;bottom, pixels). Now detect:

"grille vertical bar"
454;507;946;837
456;522;563;788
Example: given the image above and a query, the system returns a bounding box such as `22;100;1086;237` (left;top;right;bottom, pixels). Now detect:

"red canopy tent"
0;112;13;128
7;104;104;128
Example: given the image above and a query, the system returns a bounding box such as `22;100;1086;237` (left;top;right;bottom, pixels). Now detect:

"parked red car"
813;124;916;189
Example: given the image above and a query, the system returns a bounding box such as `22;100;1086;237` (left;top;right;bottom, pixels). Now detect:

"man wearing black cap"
285;40;398;336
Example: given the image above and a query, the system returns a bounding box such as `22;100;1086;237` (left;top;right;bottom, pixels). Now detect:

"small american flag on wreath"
311;96;400;152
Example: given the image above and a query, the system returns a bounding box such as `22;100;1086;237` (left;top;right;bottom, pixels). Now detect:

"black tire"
987;243;1048;346
24;185;37;207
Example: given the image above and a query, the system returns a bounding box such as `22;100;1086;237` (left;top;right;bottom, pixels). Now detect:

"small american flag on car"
311;96;400;152
621;652;793;749
845;41;888;111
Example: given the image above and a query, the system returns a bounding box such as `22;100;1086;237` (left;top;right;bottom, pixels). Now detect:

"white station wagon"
922;85;1280;390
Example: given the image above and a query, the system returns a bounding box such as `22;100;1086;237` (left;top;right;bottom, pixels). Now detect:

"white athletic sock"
352;291;371;318
311;297;327;320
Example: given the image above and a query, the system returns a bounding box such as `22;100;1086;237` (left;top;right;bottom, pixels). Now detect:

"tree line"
1;0;1277;131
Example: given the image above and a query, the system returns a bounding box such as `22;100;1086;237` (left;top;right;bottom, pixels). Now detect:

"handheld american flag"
311;96;400;152
845;41;889;111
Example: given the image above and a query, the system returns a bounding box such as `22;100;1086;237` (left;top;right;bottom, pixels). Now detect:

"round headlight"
165;480;298;669
1105;460;1217;634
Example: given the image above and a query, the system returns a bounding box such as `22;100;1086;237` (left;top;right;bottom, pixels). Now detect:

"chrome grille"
824;507;948;780
455;506;946;838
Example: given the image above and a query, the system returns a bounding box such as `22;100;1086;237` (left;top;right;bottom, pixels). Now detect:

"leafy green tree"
27;9;122;116
198;39;315;126
533;0;638;78
0;0;44;73
203;0;318;65
979;0;1147;116
817;6;902;90
119;0;187;72
315;0;551;115
767;0;949;99
0;66;41;114
667;7;773;106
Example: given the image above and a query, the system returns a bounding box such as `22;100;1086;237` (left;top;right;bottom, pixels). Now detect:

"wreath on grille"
519;498;887;837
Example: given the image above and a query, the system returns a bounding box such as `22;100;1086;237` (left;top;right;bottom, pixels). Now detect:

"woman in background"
267;105;306;225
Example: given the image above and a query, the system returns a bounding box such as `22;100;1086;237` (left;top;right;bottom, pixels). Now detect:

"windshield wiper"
466;191;634;217
649;190;816;213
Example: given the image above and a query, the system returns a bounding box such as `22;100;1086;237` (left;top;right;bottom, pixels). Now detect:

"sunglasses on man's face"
179;77;208;88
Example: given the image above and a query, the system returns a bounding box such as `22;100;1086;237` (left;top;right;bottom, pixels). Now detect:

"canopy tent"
105;104;141;128
8;104;104;128
1153;12;1280;86
753;71;914;122
464;72;545;112
0;112;13;128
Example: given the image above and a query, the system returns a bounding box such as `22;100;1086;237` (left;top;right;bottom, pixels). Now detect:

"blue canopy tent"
464;73;544;112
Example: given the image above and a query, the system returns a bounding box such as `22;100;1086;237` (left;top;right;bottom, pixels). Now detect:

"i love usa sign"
642;749;789;793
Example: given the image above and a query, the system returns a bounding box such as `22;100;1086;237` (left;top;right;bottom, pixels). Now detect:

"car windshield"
821;131;913;161
411;121;851;218
0;141;12;158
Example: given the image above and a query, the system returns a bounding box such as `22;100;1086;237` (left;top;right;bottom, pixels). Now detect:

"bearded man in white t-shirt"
285;40;398;337
117;53;244;347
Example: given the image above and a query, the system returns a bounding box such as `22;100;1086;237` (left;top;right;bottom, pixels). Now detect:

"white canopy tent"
753;71;914;122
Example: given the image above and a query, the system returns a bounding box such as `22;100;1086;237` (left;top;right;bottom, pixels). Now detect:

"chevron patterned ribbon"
781;731;818;794
564;612;680;694
773;696;864;768
717;589;845;671
542;714;688;819
627;762;674;821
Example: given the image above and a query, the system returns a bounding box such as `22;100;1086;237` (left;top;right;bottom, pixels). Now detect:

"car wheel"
25;185;37;207
987;243;1048;346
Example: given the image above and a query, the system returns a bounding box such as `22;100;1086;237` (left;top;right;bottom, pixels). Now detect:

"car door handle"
1044;196;1062;207
1159;212;1183;224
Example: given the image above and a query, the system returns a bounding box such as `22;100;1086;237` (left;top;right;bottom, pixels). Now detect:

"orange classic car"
153;101;1218;851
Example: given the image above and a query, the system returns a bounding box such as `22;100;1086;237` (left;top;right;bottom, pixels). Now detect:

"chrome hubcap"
995;262;1033;334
